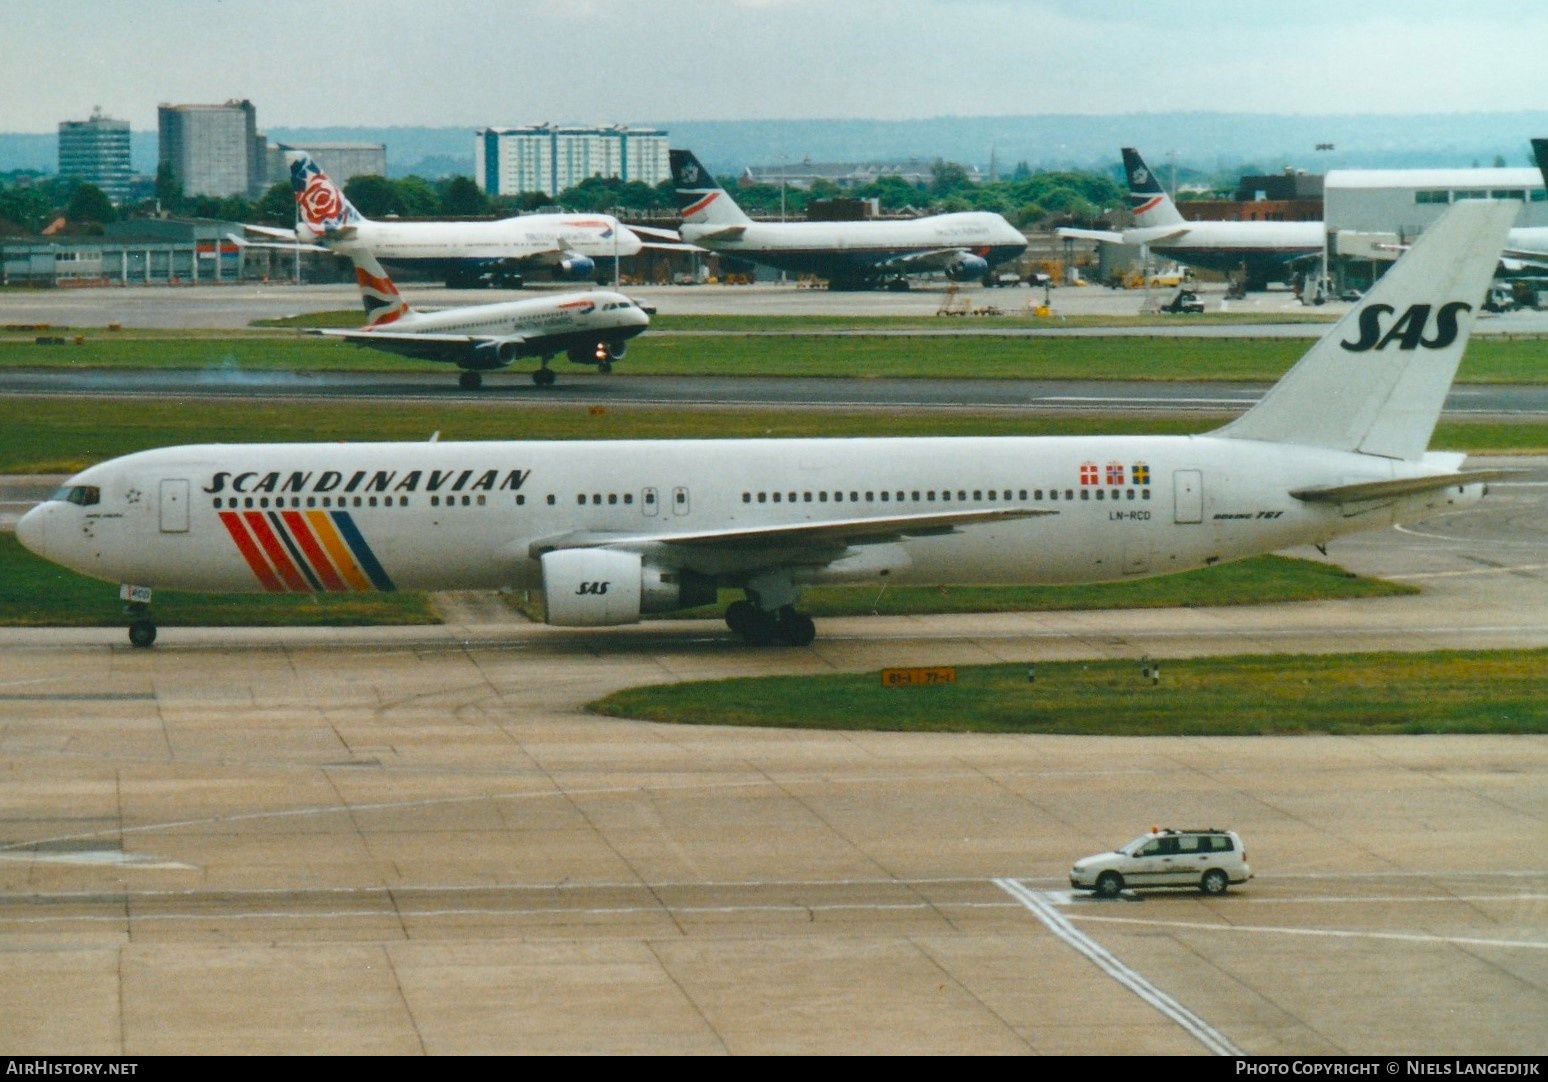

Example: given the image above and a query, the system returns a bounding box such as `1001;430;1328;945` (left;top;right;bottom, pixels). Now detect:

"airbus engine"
566;340;627;365
552;255;597;280
944;253;991;282
540;549;717;626
472;338;523;369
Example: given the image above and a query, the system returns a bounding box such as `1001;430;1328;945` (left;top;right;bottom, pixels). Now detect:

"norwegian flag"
1106;462;1125;486
1079;462;1099;486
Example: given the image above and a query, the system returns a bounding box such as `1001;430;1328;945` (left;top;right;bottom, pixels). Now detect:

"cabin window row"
739;487;1151;504
210;494;495;510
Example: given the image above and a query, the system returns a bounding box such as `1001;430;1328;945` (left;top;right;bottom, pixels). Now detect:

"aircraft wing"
1500;247;1548;271
309;328;523;363
1290;470;1516;505
879;247;991;272
528;506;1053;561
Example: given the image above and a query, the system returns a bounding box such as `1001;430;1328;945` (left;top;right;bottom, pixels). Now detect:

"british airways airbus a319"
308;245;650;388
19;202;1515;649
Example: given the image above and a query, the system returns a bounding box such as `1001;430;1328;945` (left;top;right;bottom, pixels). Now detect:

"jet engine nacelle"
540;549;718;626
471;337;523;369
567;339;627;365
553;254;596;280
944;253;990;282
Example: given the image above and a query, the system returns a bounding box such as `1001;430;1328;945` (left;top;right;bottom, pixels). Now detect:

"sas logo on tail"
1340;302;1471;353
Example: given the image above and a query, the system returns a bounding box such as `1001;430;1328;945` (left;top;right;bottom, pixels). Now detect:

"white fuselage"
319;214;643;264
18;436;1483;601
680;212;1027;276
383;291;648;341
1126;220;1325;257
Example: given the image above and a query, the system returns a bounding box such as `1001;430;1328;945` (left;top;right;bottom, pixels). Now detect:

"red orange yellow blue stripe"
219;509;395;593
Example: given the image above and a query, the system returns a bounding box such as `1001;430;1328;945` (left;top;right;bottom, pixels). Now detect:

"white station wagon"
1070;828;1252;897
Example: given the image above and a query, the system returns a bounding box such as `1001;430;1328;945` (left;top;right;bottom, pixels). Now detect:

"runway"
1;460;1544;1056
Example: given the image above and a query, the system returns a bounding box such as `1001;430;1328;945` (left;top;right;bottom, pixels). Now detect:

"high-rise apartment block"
157;100;265;198
58;108;132;204
474;124;669;198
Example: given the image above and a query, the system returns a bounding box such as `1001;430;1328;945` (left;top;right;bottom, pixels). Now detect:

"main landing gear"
723;599;816;647
124;597;157;648
532;366;556;387
458;370;483;390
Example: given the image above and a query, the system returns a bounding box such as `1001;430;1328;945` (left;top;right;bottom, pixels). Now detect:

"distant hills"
6;111;1548;181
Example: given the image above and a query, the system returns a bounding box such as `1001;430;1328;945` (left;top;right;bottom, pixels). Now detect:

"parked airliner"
17;202;1514;649
1059;147;1324;291
309;246;650;388
244;151;661;288
671;149;1027;290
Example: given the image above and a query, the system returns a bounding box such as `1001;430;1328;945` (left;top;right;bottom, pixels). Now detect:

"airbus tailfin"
286;149;364;241
669;149;753;228
343;247;412;328
1121;147;1185;228
1214;199;1516;461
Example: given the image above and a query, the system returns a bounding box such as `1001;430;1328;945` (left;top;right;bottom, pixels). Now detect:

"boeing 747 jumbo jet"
18;202;1514;649
308;246;650;388
1059;147;1324;291
244;151;655;288
671;149;1028;290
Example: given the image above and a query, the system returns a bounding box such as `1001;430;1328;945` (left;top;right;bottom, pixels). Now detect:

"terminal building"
1326;166;1548;291
474;124;669;198
57;108;133;204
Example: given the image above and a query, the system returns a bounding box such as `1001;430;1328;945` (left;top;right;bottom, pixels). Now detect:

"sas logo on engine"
576;581;610;596
1340;302;1471;353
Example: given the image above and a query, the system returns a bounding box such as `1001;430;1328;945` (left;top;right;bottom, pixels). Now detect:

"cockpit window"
51;485;100;506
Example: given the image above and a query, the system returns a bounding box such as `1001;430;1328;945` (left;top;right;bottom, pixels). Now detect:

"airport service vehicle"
670;149;1027;290
1159;288;1205;314
16;202;1515;649
1071;828;1252;897
244;151;679;289
309;245;650;388
1059;147;1323;292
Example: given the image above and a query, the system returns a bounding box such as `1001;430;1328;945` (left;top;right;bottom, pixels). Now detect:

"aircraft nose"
15;502;46;556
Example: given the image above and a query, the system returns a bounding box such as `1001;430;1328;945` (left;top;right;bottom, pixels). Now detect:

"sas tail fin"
1121;147;1185;228
1214;199;1516;461
286;149;363;241
343;247;411;328
1533;137;1548;187
670;149;753;227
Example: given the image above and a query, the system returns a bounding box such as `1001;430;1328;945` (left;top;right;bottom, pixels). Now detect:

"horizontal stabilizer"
1056;227;1123;244
691;224;748;242
1290;470;1515;504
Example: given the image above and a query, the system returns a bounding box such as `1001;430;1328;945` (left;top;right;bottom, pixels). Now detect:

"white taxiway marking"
995;878;1242;1056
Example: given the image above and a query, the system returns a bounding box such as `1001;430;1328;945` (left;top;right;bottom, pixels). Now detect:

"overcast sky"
4;0;1546;132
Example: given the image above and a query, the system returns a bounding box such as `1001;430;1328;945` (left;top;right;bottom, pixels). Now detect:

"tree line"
1;156;1125;236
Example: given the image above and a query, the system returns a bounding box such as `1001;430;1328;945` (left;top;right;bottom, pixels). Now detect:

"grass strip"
589;648;1548;735
4;326;1546;382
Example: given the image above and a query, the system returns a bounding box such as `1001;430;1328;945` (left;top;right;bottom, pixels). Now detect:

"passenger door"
159;478;190;534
